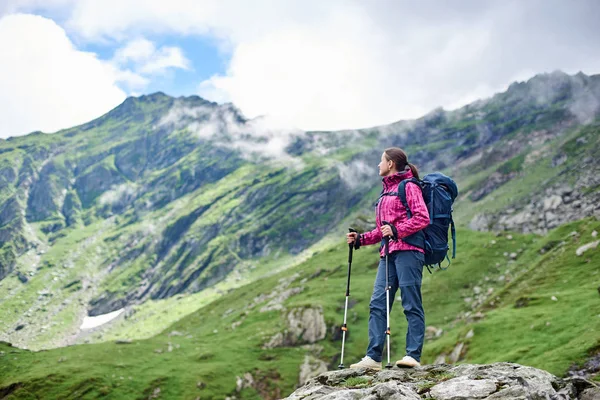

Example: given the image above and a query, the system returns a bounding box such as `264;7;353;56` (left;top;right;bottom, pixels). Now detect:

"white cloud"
158;101;304;162
0;13;126;138
3;1;600;132
108;38;190;91
113;38;190;75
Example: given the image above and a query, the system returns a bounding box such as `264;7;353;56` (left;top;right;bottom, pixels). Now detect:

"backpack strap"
397;178;421;218
450;216;456;259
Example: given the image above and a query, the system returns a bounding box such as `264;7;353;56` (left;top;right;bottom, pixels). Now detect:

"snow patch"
80;308;124;330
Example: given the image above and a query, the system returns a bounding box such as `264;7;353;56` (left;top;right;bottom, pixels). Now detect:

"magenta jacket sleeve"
396;182;430;238
360;226;383;246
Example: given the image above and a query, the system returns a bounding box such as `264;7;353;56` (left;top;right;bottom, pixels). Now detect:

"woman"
346;147;430;369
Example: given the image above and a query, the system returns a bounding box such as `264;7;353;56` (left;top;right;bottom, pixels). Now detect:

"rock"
509;252;518;260
551;296;558;301
288;307;327;344
576;241;600;256
283;363;588;400
469;214;491;231
430;376;497;399
16;271;28;283
472;312;485;320
434;355;447;364
449;343;464;364
581;387;600;400
260;287;304;312
593;231;598;238
465;329;475;340
298;355;328;386
263;306;327;349
15;324;25;331
236;372;254;392
425;326;443;340
543;195;563;211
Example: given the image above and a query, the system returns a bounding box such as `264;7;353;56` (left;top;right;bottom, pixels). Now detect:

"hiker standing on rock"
347;147;429;369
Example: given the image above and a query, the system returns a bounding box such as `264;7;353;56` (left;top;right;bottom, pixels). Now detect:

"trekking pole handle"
382;221;391;255
348;228;357;264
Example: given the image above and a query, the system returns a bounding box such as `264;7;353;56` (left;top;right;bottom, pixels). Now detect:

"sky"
0;0;599;138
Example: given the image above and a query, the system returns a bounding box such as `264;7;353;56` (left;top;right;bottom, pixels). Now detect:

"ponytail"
407;162;420;180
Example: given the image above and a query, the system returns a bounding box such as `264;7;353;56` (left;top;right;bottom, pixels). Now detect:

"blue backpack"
384;172;458;273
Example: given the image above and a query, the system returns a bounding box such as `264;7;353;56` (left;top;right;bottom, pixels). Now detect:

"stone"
448;343;464;364
434;355;447;364
430;376;496;399
576;241;600;256
260;287;304;313
283;362;589;399
287;307;327;344
425;326;443;340
16;271;28;283
263;306;327;349
543;195;563;211
551;296;558;301
298;355;328;385
581;387;600;400
465;329;474;340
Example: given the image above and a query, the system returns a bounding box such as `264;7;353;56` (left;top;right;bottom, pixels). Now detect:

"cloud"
99;182;139;206
109;38;190;91
336;159;375;190
113;38;190;75
158;101;304;162
0;13;126;138
4;1;600;132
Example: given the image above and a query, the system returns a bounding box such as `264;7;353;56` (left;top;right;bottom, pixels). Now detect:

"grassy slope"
2;219;599;399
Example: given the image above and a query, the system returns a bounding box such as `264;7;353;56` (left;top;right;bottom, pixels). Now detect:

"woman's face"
378;152;393;177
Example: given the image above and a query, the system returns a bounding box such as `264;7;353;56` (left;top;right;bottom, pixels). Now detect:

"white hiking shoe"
396;355;421;368
350;356;382;370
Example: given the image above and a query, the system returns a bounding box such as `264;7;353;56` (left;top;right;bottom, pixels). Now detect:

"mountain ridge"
0;70;599;355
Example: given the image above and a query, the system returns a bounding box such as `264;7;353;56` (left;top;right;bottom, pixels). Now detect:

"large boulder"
283;362;598;399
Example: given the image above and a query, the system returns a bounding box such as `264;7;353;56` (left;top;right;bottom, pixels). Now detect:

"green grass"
342;376;371;388
2;219;599;399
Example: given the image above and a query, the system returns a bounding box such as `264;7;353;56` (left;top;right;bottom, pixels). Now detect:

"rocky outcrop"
263;306;327;349
299;353;329;386
283;362;600;399
470;170;600;234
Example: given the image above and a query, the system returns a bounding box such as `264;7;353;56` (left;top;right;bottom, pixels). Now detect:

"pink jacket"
360;169;430;257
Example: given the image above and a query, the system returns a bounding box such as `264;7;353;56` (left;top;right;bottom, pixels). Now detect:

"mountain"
0;70;599;399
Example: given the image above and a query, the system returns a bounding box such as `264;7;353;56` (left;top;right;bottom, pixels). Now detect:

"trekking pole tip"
385;363;393;369
338;364;345;369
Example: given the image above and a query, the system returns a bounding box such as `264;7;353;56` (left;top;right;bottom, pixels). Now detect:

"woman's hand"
380;225;393;237
347;232;358;244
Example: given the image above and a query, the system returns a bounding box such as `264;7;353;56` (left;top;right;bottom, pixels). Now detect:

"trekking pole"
382;222;393;369
338;228;357;369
